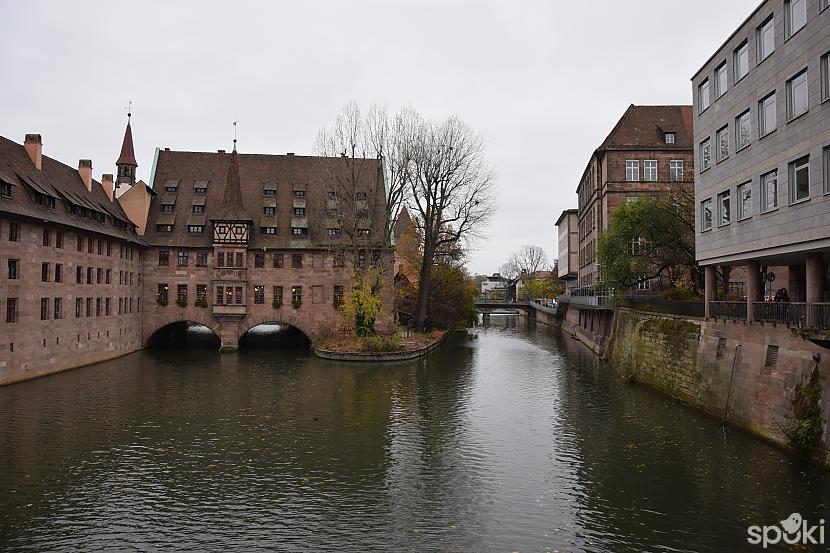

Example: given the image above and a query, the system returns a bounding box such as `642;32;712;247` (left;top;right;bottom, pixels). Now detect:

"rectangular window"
187;225;204;234
217;252;225;267
333;285;344;308
824;146;830;194
292;285;302;305
254;286;264;304
159;250;169;266
357;229;370;239
735;111;751;150
787;69;808;119
0;182;10;197
216;286;224;305
733;41;749;82
327;228;342;238
761;170;778;212
715;63;727;97
263;206;276;216
822;53;830;102
41;262;49;282
700;139;711;171
255;253;265;268
96;298;102;317
8;222;18;242
97;240;102;255
156;224;173;232
196;284;207;303
233;252;242;267
86;267;93;284
106;298;111;316
40;298;48;320
757;16;774;62
196;251;208;267
192;204;205;214
294;190;305;197
789;155;810;203
273;254;284;268
737;182;752;219
643;160;657;181
161;203;174;213
54;298;62;320
195;186;207;195
76;266;83;284
75;298;82;318
177;284;188;302
291;227;308;236
261;227;277;235
42;229;50;246
235;286;243;304
158;283;168;304
273;286;283;303
56;232;63;249
264;187;277;197
88;239;93;253
96;267;102;284
292;254;303;269
293;207;305;216
177;250;189;267
55;263;62;283
106;241;111;256
7;259;18;279
86;298;92;317
106;269;111;284
716;126;729;162
759;93;776;136
664;132;675;144
698;79;711;113
785;0;806;38
718;191;731;226
6;298;17;322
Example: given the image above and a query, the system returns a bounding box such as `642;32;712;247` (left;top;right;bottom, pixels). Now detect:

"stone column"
704;265;716;319
217;320;240;352
746;261;762;323
806;253;824;326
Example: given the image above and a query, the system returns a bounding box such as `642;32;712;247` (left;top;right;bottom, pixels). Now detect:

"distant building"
555;209;578;289
480;273;507;298
576;104;694;288
692;0;829;321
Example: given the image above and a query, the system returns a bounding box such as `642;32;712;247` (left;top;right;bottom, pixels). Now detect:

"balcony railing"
751;302;830;329
709;301;747;321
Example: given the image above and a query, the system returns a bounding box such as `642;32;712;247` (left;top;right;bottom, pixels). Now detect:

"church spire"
214;144;252;222
116;106;137;188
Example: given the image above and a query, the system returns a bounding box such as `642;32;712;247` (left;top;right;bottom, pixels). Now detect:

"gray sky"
0;0;758;275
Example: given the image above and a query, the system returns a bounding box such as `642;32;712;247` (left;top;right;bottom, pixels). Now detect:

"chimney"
286;152;295;156
78;159;93;192
102;173;114;201
24;134;42;170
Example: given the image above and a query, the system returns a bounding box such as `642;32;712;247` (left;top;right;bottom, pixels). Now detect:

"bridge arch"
143;310;222;348
239;314;315;345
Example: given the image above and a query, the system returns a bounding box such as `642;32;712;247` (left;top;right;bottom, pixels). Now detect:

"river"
1;317;828;552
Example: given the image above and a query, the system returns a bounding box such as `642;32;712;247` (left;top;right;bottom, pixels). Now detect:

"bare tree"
408;116;497;330
500;245;549;281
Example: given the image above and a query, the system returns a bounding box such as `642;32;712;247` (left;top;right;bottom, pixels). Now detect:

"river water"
1;317;828;552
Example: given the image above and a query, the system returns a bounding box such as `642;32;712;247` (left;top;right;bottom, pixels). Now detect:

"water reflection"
0;317;828;552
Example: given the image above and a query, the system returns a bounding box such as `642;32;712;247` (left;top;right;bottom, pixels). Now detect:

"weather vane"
233;118;239;150
125;100;133;120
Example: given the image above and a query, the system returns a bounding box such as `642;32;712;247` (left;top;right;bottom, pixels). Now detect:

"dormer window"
356;191;367;200
261;226;277;235
162;203;175;213
264;184;278;197
165;186;177;193
294;207;305;216
294;190;305;197
665;132;675;144
47;197;55;209
264;206;276;216
157;224;173;232
194;186;207;194
192;204;205;214
292;227;308;236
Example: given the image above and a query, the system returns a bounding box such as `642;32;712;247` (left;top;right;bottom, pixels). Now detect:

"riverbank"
314;330;447;361
558;304;830;469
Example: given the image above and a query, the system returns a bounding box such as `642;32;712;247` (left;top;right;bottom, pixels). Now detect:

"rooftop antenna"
233;118;239;152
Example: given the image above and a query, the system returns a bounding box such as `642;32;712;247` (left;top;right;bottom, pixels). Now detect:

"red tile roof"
598;104;694;151
116;121;137;167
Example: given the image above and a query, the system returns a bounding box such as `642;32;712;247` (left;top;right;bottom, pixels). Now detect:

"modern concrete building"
555;209;578;289
575;104;695;288
480;273;508;298
692;0;830;325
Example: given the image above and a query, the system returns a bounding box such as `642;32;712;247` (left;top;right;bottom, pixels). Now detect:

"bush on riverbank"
318;329;444;354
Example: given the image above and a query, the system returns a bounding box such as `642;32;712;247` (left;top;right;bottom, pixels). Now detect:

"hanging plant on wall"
194;299;208;308
273;299;283;309
292;298;302;309
157;298;168;307
176;299;188;308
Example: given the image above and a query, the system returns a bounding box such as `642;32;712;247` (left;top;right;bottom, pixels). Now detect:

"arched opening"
239;323;311;350
146;321;220;349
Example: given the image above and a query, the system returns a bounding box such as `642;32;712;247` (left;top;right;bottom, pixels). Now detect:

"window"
159;250;169;266
716;126;729;162
0;182;10;197
55;263;62;283
9;222;18;242
254;286;264;304
737;182;752;219
76;266;83;284
42;229;50;246
106;269;111;284
235;286;243;304
97;240;102;255
736;111;751;150
177;251;189;267
235;252;243;267
293;207;305;216
785;0;806;38
643;160;657;181
217;252;225;267
789;155;810;203
196;251;208;267
333;285;344;308
41;262;49;282
56;232;63;249
6;298;17;322
292;254;303;269
192;204;205;214
824;147;830;194
97;267;102;284
718;190;731;225
106;298;111;316
327;228;342;238
195;186;207;195
356;191;367;200
292;227;307;236
822;52;830;102
96;298;102;317
664;132;675;144
700;139;711;171
196;284;207;303
733;41;749;82
669;160;684;182
292;285;302;305
75;298;81;318
757;17;774;62
157;224;173;232
106;241;111;256
787;69;808;119
759;93;776;136
264;187;277;197
158;283;168;304
41;298;49;320
53;298;62;320
187;225;204;234
263;206;276;215
7;259;18;279
273;286;283;303
261;227;277;235
254;253;265;268
698;79;711;113
294;190;306;197
715;63;728;97
273;254;284;268
86;267;93;284
176;284;187;303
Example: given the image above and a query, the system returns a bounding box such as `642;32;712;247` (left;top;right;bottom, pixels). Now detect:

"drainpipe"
722;344;742;427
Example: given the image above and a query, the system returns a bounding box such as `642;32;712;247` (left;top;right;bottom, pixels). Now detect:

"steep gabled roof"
213;149;252;222
598;104;694;151
116;120;138;167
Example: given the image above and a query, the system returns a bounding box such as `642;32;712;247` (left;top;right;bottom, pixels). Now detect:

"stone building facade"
575;104;694;288
692;0;830;323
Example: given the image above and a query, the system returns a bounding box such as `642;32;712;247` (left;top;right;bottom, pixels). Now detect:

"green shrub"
361;334;403;353
157;298;168;307
273;299;283;309
175;299;187;308
194;299;208;308
292;299;302;309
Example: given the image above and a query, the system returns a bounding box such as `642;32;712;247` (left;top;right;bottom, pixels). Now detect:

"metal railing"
709;301;747;321
808;303;830;329
620;298;704;318
752;302;806;326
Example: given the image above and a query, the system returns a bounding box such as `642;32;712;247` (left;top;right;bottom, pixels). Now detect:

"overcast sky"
0;0;759;275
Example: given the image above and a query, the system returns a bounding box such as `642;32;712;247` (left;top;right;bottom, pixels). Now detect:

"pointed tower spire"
116;105;138;188
214;146;252;222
